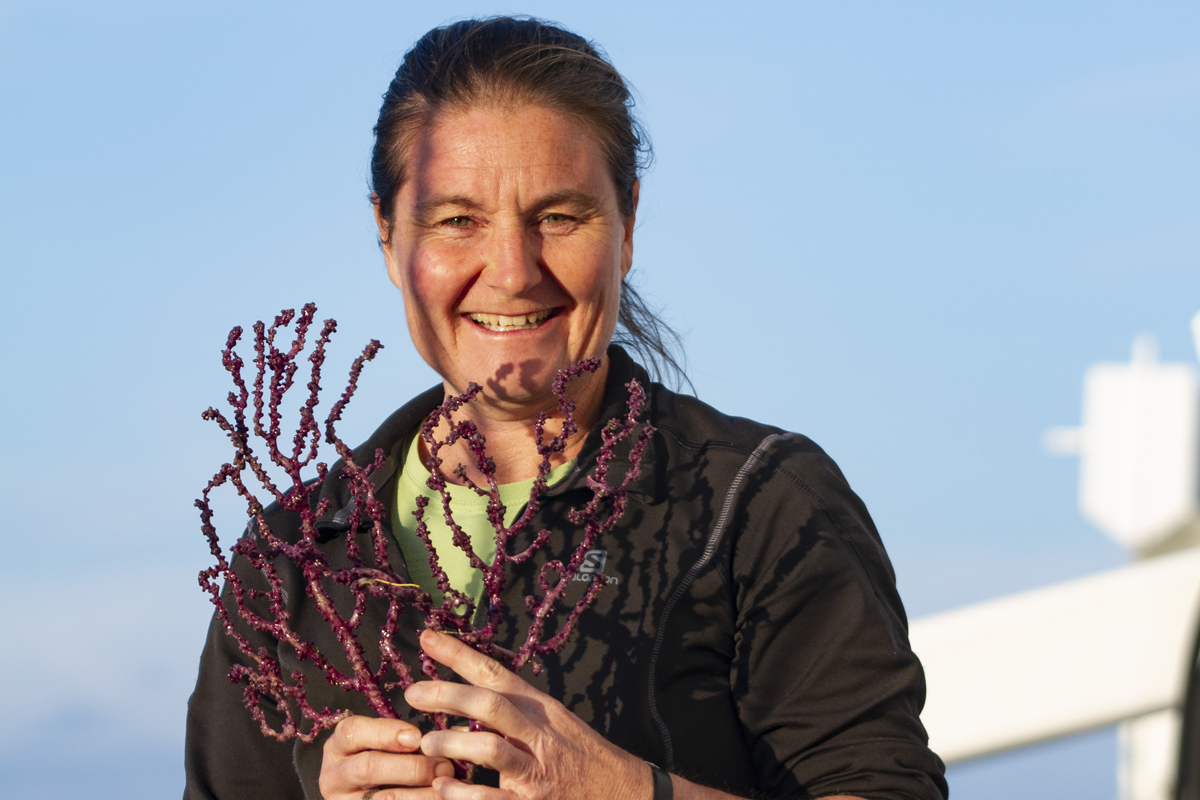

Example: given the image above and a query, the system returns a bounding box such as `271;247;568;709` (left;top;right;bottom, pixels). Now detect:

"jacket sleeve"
184;543;307;800
730;437;948;800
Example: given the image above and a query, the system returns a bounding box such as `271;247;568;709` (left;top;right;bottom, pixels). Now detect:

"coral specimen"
196;304;652;746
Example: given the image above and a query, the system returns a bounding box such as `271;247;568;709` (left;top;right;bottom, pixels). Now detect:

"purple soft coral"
196;304;654;756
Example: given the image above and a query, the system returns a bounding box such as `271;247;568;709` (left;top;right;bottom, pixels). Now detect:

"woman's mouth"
467;309;557;332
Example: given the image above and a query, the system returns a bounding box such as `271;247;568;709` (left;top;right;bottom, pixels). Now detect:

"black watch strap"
645;761;674;800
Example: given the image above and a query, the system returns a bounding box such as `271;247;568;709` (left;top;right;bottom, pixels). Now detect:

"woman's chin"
474;366;563;408
449;354;600;415
437;318;607;414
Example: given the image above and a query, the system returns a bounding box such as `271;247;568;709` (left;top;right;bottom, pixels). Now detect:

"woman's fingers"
411;630;550;743
431;775;511;799
319;714;456;800
420;728;535;777
326;714;425;757
319;749;455;799
354;790;440;800
340;749;457;788
404;681;538;743
418;630;533;696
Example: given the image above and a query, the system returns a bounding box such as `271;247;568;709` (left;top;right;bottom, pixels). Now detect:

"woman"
185;17;947;800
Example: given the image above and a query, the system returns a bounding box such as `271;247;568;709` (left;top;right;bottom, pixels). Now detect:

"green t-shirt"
392;431;575;609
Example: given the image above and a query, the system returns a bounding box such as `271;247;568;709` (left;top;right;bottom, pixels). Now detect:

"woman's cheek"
408;251;469;315
545;244;622;304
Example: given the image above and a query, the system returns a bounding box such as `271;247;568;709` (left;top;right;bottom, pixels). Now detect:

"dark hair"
370;16;688;389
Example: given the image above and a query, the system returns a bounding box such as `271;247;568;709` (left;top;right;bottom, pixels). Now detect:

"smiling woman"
184;16;947;800
380;103;631;468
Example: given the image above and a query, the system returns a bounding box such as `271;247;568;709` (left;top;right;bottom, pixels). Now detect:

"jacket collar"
314;345;659;535
314;383;443;534
541;345;659;500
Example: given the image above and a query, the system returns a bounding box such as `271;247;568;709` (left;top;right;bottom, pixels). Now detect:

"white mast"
912;310;1200;800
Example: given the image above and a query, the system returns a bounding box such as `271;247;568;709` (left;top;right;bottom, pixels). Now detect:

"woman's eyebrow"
531;190;603;214
413;190;605;221
413;194;481;221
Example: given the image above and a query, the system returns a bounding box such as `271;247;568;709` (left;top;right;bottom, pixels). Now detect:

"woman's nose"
483;222;543;296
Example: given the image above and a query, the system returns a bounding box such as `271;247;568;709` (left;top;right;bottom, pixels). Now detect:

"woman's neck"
419;359;608;486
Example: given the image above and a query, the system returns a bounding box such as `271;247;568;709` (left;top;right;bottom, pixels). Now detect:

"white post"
1120;710;1182;800
1053;327;1200;800
914;313;1200;788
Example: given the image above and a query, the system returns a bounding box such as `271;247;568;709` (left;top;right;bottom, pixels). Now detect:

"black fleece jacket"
184;347;947;800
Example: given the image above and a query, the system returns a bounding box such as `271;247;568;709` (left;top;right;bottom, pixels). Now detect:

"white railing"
912;547;1200;764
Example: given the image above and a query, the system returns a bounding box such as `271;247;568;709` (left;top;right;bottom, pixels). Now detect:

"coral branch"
197;304;652;755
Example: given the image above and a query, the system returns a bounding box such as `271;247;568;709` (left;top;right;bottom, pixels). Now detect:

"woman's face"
379;103;636;413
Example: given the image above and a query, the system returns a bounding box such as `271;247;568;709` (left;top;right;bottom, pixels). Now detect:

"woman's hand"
318;714;457;800
405;629;652;800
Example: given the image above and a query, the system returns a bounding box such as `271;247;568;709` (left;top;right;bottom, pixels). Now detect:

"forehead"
402;104;614;204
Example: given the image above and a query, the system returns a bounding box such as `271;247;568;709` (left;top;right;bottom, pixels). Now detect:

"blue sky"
1;2;1197;797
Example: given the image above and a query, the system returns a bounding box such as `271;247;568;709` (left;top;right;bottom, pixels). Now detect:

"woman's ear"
373;198;405;292
372;195;391;247
620;181;639;280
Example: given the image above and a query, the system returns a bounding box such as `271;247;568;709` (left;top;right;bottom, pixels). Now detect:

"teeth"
468;310;553;332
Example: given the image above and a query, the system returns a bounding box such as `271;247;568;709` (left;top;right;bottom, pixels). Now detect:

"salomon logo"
574;549;619;584
580;549;607;574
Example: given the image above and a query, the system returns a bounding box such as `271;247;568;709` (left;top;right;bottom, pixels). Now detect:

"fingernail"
397;729;421;748
435;761;456;779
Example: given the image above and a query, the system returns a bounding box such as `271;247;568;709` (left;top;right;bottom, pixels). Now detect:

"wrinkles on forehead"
398;104;617;224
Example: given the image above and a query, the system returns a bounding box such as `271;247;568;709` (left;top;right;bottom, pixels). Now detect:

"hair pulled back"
370;16;687;388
